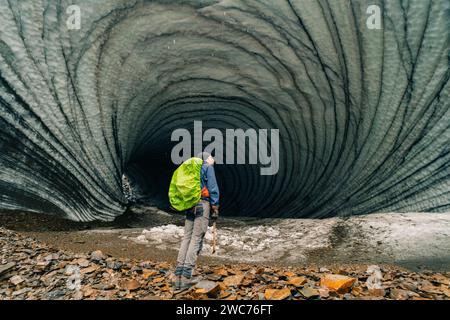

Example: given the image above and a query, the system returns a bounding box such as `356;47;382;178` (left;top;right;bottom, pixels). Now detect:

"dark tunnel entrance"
121;100;289;218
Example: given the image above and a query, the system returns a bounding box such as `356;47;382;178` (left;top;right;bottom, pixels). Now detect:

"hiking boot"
189;275;202;284
177;276;199;290
168;272;181;289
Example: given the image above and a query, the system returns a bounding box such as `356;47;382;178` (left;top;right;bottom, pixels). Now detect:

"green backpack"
168;157;203;211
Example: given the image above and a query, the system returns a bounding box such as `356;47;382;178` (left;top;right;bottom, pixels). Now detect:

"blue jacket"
200;164;219;206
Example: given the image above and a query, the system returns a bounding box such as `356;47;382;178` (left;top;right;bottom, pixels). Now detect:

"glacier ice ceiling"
0;0;449;221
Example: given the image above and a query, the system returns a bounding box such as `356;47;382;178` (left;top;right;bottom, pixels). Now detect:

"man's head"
197;151;215;166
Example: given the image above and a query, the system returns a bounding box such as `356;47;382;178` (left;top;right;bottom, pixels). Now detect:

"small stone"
142;269;157;279
10;275;24;285
389;288;410;300
0;262;15;275
206;274;222;281
264;288;291;300
92;283;115;290
439;285;450;298
218;291;232;299
141;295;160;300
36;260;50;267
194;280;221;298
46;290;66;299
81;265;99;274
299;286;320;299
75;258;90;268
343;293;353;300
350;286;363;296
288;276;307;287
83;287;96;297
106;259;122;270
318;287;330;298
284;271;296;277
368;288;386;297
152;277;165;284
430;274;450;286
90;250;106;262
419;282;444;294
12;287;32;296
255;268;265;274
399;281;417;291
73;290;83;300
157;262;171;269
44;253;58;261
214;268;228;277
120;279;141;291
223;274;244;287
320;274;357;293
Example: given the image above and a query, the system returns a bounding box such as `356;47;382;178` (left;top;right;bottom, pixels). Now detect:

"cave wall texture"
0;0;449;221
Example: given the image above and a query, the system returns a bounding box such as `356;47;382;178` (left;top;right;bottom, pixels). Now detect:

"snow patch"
129;219;337;263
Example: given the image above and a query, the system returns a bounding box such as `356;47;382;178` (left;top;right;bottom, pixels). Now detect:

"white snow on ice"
124;212;450;266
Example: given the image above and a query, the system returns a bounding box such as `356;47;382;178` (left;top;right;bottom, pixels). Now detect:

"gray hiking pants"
175;200;210;278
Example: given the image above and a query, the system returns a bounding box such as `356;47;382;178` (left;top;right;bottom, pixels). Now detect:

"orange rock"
219;282;228;291
80;265;99;274
320;274;356;293
218;291;232;299
120;279;141;291
223;275;244;287
351;286;363;296
83;287;96;297
142;269;157;279
255;268;265;274
412;296;432;300
264;288;291;300
158;262;171;269
284;271;296;277
368;288;386;297
214;268;228;277
161;285;171;292
241;279;253;287
431;274;450;286
194;280;221;298
152;277;165;284
389;288;409;300
419;283;444;295
288;276;307;287
141;295;161;300
440;285;450;298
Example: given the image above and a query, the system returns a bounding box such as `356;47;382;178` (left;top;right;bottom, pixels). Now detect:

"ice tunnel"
0;0;449;221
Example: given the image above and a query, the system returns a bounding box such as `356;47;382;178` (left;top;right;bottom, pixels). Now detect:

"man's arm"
206;165;219;206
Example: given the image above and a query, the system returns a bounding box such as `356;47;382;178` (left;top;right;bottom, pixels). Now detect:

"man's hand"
211;205;219;221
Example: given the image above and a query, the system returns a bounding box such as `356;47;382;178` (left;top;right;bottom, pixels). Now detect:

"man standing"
173;152;219;290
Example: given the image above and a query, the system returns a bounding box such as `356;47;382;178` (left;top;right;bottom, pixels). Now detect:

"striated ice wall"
0;0;449;221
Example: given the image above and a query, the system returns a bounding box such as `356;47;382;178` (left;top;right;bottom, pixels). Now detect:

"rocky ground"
1;227;449;300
